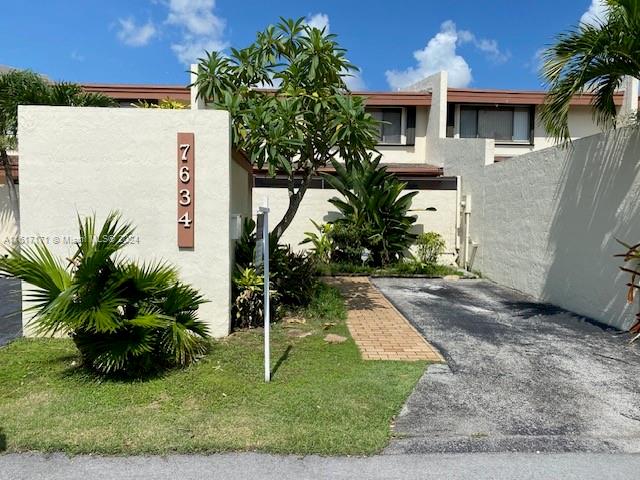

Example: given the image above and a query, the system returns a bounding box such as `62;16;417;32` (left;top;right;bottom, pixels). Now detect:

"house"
4;70;638;265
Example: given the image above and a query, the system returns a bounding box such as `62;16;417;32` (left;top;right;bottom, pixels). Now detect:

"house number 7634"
177;133;195;248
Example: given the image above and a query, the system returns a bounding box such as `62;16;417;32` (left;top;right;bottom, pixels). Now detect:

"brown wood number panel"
177;132;195;248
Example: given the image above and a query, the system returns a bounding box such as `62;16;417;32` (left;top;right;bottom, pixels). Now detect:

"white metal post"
259;200;271;383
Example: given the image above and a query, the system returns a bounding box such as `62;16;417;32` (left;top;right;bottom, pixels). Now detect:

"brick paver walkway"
325;277;444;362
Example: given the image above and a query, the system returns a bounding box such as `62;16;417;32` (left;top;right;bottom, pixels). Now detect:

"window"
459;106;533;143
368;107;404;144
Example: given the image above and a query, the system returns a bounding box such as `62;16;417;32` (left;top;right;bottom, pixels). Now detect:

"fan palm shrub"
323;155;417;266
0;212;209;377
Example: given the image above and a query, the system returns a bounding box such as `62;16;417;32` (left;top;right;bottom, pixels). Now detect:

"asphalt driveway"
373;278;640;454
0;276;21;346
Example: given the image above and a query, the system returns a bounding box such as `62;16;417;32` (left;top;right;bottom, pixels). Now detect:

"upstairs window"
460;106;533;144
368;107;404;145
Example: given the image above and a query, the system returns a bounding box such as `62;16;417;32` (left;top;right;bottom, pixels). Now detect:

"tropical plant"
540;0;640;143
134;98;188;109
324;154;418;266
233;218;317;312
615;239;640;342
0;69;115;218
416;232;446;265
300;220;334;264
232;266;280;329
0;212;209;376
192;17;380;240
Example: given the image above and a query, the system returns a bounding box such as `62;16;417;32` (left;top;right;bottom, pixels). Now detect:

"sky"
1;0;608;91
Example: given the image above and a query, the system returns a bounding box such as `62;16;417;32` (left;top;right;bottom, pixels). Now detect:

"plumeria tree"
540;0;640;142
192;17;380;240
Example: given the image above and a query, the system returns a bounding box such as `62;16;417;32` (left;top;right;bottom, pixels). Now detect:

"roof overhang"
447;88;625;106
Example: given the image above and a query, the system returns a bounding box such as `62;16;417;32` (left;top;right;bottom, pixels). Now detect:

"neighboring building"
4;71;637;265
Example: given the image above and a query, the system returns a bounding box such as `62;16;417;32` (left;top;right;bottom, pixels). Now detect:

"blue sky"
2;0;606;91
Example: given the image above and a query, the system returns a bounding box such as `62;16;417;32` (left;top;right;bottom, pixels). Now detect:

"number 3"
179;189;191;206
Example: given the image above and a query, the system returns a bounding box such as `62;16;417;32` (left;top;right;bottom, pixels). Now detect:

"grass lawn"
0;283;426;455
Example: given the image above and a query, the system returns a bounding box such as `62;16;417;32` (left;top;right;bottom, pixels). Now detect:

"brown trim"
355;92;431;106
254;163;443;178
81;83;633;108
448;87;625;106
253;173;456;191
82;83;190;102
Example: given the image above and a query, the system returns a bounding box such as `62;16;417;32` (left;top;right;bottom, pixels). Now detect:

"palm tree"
540;0;640;143
0;70;115;220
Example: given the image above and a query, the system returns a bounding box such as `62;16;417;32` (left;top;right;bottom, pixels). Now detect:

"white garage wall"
445;127;640;329
253;186;459;263
18;106;233;337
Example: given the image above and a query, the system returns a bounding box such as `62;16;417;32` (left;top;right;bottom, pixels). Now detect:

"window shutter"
406;106;416;145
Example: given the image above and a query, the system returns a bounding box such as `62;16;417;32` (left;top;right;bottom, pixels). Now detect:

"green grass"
0;283;426;455
317;261;463;277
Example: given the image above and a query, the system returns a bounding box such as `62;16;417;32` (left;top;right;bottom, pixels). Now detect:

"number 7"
179;143;190;161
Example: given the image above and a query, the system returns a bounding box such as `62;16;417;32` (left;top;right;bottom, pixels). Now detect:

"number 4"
178;212;192;228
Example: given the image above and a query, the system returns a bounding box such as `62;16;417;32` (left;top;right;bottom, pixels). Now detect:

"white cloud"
344;70;366;91
475;39;510;64
385;20;509;90
386;21;471;89
116;17;157;47
581;0;608;26
166;0;228;64
306;13;330;32
70;51;85;62
525;47;546;75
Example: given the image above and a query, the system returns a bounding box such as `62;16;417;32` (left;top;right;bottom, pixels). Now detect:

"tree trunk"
0;148;19;224
272;172;312;242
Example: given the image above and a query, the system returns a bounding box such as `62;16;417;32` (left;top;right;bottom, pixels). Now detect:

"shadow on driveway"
0;276;22;347
373;278;640;454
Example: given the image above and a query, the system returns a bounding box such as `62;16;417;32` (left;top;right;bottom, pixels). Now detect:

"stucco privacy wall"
253;187;459;262
0;185;18;251
18;106;232;337
445;128;640;329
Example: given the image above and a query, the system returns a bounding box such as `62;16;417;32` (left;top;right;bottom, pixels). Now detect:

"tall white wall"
445;127;640;329
18;106;233;337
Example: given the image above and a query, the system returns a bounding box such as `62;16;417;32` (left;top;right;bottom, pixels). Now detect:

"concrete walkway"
326;276;443;362
373;278;640;454
2;452;640;480
0;276;21;346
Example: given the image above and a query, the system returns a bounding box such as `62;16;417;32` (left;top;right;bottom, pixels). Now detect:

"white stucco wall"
253;186;459;262
444;127;640;330
0;184;19;252
18;106;233;337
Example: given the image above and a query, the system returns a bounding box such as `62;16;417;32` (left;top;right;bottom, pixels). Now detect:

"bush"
324;154;417;266
416;232;446;265
0;212;209;377
300;220;333;264
233;267;280;329
232;219;317;330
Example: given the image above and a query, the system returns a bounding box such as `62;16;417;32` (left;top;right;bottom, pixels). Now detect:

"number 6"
180;166;190;183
